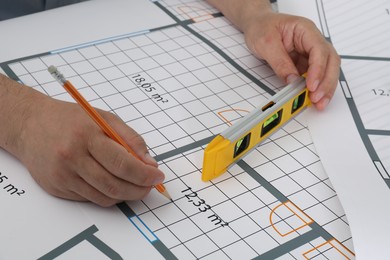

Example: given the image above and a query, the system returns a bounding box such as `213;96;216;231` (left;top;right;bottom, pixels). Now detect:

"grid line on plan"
159;0;219;22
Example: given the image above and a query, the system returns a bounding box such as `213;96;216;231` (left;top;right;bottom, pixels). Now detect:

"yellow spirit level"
202;76;311;181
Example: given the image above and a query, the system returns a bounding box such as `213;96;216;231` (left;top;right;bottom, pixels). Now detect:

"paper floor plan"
0;0;355;259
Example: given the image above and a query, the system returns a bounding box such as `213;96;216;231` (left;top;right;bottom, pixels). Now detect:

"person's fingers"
52;189;88;202
42;176;88;202
302;36;337;98
100;111;158;167
71;185;121;207
58;183;118;207
87;130;165;187
251;34;300;83
309;46;340;110
304;42;331;93
37;167;119;206
287;18;340;109
291;19;334;92
73;155;152;203
65;173;122;207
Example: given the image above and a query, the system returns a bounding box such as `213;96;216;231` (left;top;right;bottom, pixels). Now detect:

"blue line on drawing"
50;30;150;54
129;215;158;243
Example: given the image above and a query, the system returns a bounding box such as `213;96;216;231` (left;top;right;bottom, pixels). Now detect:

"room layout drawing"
0;0;355;259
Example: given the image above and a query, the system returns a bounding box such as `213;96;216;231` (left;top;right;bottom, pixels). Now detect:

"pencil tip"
161;190;172;201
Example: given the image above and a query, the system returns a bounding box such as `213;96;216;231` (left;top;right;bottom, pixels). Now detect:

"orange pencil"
48;65;171;200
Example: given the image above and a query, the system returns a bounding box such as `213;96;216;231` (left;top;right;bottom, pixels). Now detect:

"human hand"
9;87;164;207
242;10;340;110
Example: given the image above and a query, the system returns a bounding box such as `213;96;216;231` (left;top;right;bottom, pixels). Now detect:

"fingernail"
153;174;165;185
144;153;157;166
321;97;330;108
312;91;324;103
311;80;320;92
286;74;299;84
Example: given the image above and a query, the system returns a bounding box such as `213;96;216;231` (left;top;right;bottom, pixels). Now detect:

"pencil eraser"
48;65;57;74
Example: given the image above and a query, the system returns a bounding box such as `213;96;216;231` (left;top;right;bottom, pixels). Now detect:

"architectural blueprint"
0;0;356;259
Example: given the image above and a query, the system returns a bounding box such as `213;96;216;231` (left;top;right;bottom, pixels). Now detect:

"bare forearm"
0;74;38;155
206;0;273;32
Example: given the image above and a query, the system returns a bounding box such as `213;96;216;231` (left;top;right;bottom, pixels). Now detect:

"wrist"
207;0;273;32
239;0;274;34
0;74;44;158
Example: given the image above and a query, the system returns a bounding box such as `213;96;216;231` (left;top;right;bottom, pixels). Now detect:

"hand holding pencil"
2;65;168;207
48;66;171;201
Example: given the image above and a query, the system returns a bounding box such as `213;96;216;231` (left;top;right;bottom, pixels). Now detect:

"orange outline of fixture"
303;238;355;259
177;6;214;22
217;108;250;126
270;201;314;237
